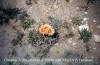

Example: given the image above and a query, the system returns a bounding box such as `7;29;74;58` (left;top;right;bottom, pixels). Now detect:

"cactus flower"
39;24;55;35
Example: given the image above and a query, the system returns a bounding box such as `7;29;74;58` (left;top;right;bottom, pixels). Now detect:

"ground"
0;0;100;65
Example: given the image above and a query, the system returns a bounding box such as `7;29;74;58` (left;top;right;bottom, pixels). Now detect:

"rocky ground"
0;0;100;65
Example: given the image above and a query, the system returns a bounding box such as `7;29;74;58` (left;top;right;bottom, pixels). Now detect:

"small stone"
93;47;96;50
94;35;100;42
72;42;77;46
76;7;79;10
72;27;75;31
55;43;59;46
83;18;88;21
93;20;96;23
84;12;88;14
30;7;33;9
97;26;100;28
54;5;58;9
68;39;72;43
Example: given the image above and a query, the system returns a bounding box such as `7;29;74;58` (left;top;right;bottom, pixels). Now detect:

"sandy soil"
0;0;100;65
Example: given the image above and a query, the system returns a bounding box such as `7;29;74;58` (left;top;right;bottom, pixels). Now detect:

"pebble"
30;7;33;9
93;47;96;50
84;12;88;14
72;27;75;31
93;20;96;23
97;26;100;28
68;39;72;43
83;18;88;21
72;42;77;46
54;5;58;9
55;43;59;46
76;7;79;10
94;35;100;42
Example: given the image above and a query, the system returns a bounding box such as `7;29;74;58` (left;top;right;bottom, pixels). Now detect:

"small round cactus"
39;24;55;36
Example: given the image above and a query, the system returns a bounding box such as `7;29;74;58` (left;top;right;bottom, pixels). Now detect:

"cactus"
79;29;92;43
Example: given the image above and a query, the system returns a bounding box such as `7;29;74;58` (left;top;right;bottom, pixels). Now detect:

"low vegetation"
0;7;20;25
27;31;59;57
48;16;63;27
28;31;59;46
28;31;36;43
25;0;32;5
22;19;34;30
79;29;92;43
72;17;82;26
18;8;29;21
85;45;90;52
66;32;74;38
0;6;30;27
63;22;70;29
11;32;24;46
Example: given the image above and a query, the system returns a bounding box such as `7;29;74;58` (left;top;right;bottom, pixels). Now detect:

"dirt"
0;0;100;65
